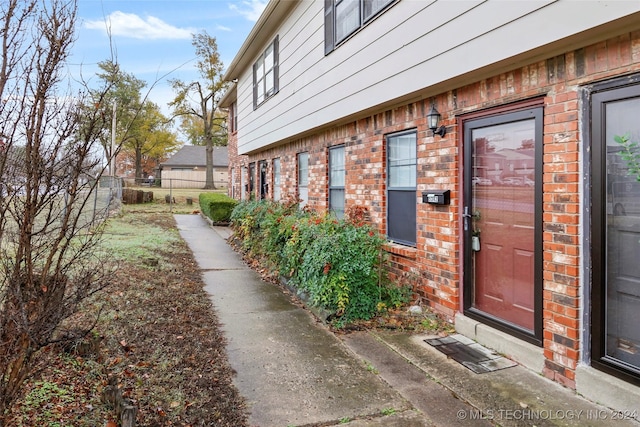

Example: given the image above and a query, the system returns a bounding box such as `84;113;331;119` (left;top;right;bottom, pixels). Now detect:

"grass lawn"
124;186;227;214
8;199;248;426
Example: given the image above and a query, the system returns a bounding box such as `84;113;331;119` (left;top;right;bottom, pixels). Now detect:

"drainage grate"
424;334;517;374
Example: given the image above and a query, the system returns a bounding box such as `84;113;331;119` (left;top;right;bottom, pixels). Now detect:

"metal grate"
424;334;517;374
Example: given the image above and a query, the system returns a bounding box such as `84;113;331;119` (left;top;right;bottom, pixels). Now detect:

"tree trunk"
204;142;215;189
135;147;143;184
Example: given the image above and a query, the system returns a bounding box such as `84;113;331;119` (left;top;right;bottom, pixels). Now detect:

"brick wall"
227;30;640;389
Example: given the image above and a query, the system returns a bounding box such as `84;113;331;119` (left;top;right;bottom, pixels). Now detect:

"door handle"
463;207;471;231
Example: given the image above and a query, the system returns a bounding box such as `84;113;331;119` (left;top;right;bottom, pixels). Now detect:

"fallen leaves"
8;212;248;426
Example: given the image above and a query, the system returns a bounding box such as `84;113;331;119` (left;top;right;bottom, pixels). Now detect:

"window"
387;130;416;246
336;0;359;42
231;167;236;199
229;101;237;133
273;158;281;202
248;162;255;198
325;0;394;54
259;160;268;200
253;37;279;108
298;152;309;208
241;166;247;200
329;146;345;219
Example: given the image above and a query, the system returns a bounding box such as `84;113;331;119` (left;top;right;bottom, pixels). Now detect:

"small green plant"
381;408;397;416
421;317;439;331
21;380;75;424
365;361;379;374
339;416;351;423
614;134;640;181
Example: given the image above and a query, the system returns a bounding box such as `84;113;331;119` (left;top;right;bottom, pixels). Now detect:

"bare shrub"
0;0;120;422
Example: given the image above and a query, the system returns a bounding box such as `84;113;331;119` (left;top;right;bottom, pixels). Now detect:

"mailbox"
422;190;450;205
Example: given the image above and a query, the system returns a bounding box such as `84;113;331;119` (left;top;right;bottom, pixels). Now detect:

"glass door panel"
604;97;640;370
471;119;536;332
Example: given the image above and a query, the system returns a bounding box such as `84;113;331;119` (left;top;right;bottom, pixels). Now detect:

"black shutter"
324;0;335;55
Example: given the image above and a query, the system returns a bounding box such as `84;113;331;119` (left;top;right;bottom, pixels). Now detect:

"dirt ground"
9;212;249;426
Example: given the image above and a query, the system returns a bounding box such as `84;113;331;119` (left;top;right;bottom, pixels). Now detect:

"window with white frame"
229;101;237;133
298;152;309;208
387;130;417;246
329;146;345;219
325;0;394;54
273;158;281;202
253;36;279;108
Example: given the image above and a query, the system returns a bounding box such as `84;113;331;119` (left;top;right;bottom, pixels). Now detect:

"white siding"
236;0;640;155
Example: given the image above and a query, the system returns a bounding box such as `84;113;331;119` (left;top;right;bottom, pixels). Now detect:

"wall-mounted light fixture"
427;105;446;138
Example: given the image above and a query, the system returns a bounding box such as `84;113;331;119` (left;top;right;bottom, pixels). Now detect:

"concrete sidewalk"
176;214;639;427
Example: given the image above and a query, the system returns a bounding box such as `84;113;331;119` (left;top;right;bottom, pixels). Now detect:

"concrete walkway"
175;214;639;427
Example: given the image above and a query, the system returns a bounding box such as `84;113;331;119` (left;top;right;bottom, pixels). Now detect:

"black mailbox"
422;190;450;205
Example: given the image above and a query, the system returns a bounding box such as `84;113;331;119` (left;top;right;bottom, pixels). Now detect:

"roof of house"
161;145;228;168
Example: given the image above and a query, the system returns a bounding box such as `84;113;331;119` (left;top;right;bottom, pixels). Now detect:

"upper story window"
325;0;395;54
229;101;237;133
253;36;279;109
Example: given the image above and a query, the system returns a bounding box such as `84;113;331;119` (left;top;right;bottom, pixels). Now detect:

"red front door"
463;107;542;339
472;181;535;330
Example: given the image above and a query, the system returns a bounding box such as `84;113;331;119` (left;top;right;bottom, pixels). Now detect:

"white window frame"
253;36;279;108
298;152;309;208
273;158;281;202
386;130;417;246
329;145;345;219
325;0;395;54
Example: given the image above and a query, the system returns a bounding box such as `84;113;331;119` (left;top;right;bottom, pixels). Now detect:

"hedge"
199;193;238;223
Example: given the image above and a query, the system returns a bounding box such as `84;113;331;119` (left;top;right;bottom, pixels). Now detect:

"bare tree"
169;31;227;189
0;0;117;422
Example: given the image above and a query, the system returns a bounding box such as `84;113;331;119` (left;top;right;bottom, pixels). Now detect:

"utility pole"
110;101;117;177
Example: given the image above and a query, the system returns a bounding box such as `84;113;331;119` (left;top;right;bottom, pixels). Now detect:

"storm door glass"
600;95;640;375
470;119;536;331
463;105;543;344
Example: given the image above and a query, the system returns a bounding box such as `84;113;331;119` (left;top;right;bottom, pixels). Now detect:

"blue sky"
70;0;268;115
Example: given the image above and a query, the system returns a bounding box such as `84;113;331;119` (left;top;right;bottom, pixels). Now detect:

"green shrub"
199;193;238;223
230;200;411;325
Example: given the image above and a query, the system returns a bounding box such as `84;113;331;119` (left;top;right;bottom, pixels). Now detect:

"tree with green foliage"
91;60;146;173
91;60;179;181
169;31;228;189
122;101;179;181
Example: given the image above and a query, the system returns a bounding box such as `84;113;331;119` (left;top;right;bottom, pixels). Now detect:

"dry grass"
8;207;248;426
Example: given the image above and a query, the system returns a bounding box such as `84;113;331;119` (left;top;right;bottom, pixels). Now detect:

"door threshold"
455;312;544;373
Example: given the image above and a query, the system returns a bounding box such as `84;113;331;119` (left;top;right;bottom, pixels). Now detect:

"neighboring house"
159;145;228;189
219;0;640;411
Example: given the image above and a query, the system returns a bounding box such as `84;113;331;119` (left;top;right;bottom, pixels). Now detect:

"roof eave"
219;81;237;107
222;0;297;82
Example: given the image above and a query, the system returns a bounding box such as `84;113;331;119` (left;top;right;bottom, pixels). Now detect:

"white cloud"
228;0;268;22
216;24;232;32
84;11;195;40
